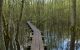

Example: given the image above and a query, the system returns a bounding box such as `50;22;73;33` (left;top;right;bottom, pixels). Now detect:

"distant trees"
1;0;80;50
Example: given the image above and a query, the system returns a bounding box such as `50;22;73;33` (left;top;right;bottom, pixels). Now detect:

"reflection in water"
43;32;80;50
53;39;80;50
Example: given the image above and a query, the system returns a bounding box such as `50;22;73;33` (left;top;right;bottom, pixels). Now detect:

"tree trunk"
15;0;24;50
0;0;5;50
70;0;76;50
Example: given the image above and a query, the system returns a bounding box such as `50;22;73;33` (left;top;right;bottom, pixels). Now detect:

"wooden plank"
27;21;44;50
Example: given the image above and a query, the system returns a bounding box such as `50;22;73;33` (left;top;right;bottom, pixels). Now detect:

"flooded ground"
51;39;80;50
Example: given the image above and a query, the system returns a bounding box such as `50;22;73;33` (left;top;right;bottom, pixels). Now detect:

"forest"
0;0;80;50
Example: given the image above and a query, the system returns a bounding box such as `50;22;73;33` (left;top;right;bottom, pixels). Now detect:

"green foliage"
1;0;80;49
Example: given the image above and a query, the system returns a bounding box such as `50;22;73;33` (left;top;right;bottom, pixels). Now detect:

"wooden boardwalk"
27;21;44;50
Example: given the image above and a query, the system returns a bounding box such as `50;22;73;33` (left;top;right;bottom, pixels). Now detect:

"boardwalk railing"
27;21;44;50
